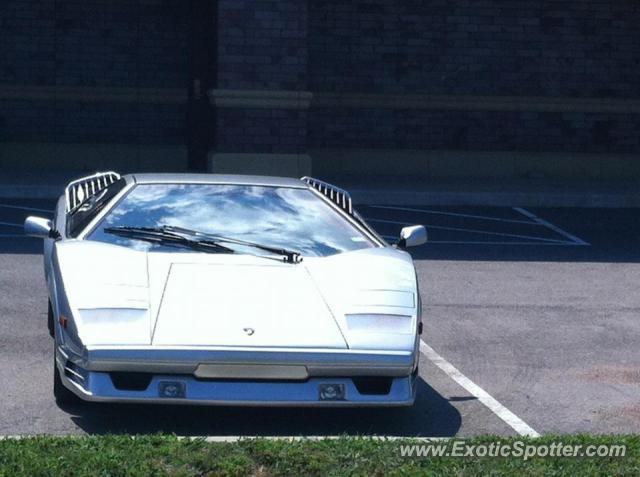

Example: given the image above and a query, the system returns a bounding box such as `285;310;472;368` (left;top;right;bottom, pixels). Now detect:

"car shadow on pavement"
63;378;461;437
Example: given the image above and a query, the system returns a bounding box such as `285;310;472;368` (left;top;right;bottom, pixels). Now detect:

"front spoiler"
80;346;417;377
60;370;417;407
57;346;418;407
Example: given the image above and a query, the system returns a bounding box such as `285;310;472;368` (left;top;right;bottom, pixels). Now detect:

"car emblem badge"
243;327;255;336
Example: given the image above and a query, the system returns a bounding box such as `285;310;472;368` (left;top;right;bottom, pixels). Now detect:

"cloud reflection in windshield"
89;184;374;257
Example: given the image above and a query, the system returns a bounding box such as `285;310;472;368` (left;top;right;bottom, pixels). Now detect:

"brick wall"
309;0;639;98
215;0;308;154
0;0;187;145
308;0;640;154
217;109;307;154
217;0;307;91
2;0;639;171
309;109;640;153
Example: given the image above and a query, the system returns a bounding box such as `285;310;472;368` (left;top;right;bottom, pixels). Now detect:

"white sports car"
25;172;426;406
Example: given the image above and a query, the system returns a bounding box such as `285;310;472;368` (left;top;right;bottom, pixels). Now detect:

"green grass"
0;435;638;477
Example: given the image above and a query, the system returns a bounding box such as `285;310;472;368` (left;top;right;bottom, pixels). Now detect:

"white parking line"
420;340;540;438
380;234;579;246
368;205;537;226
370;218;567;243
0;221;23;228
0;204;52;213
513;208;589;246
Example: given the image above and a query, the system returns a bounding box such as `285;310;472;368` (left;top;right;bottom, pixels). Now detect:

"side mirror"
24;216;53;239
397;225;427;248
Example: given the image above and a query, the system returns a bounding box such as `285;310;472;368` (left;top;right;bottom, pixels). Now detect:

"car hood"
55;241;418;351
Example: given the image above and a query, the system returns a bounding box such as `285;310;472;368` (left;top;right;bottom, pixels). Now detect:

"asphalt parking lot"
1;199;639;436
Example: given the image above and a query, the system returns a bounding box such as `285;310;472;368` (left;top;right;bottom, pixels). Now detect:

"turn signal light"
58;314;68;328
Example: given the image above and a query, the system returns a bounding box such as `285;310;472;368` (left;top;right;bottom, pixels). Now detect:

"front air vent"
63;360;87;385
109;372;153;391
300;176;386;244
65;171;121;213
352;377;393;395
301;176;353;215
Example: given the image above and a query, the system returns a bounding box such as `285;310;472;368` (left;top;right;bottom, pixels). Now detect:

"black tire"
53;348;81;406
47;301;54;338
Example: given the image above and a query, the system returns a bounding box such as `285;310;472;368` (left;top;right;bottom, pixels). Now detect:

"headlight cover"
345;313;413;334
78;308;149;345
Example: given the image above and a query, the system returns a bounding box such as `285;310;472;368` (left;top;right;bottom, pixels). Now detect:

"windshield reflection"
89;184;374;257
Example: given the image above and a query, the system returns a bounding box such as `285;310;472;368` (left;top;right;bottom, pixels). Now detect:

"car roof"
128;173;308;188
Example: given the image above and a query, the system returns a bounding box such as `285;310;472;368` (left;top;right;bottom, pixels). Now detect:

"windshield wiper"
104;226;235;255
160;225;303;264
104;225;303;264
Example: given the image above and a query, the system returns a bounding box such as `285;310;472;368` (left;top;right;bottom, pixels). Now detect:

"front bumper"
57;345;418;406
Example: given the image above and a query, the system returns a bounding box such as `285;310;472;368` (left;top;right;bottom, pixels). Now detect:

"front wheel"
53;347;81;406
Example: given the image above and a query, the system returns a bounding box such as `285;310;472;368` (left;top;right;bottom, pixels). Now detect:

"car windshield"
87;183;375;257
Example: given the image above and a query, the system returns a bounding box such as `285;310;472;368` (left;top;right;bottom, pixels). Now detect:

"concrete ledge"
0;142;187;172
0;85;186;104
3;85;638;114
208;153;311;177
313;92;640;114
209;89;313;109
310;149;640;180
1;173;636;207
